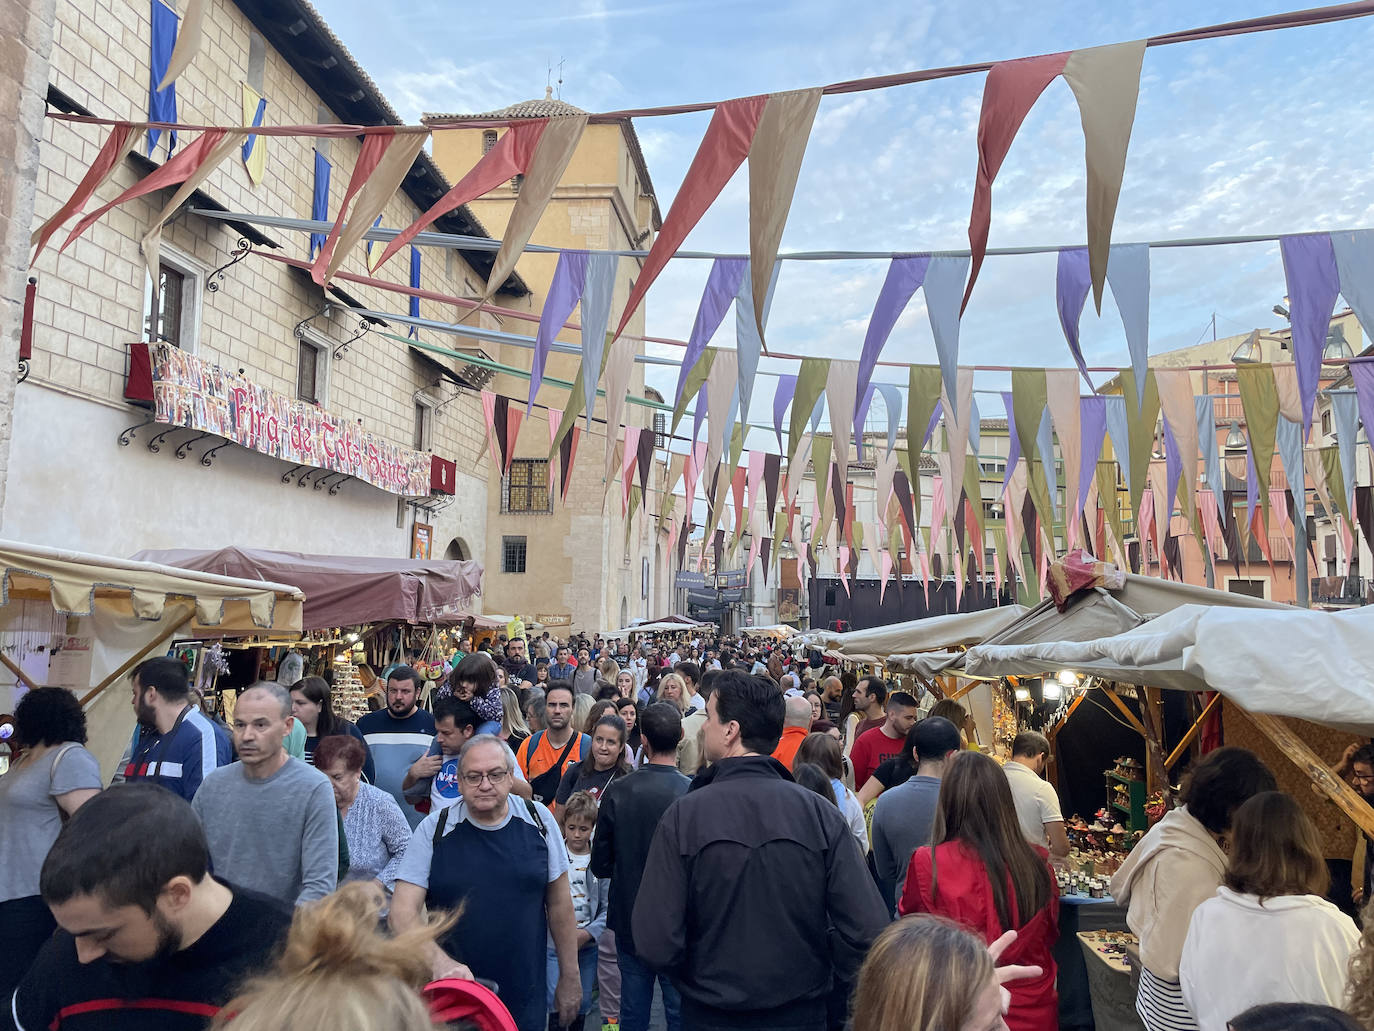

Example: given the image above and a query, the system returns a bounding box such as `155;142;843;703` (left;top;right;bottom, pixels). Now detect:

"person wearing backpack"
391;735;581;1031
515;683;591;805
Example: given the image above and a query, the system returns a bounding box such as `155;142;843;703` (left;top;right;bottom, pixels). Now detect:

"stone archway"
444;537;470;561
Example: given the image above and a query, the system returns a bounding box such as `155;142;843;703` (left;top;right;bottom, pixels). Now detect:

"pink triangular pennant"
480;390;501;468
621;426;641;515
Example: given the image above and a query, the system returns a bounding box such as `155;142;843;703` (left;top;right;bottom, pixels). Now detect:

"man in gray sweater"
192;682;337;906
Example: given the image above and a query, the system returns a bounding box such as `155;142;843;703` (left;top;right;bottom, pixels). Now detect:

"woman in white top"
1180;791;1359;1031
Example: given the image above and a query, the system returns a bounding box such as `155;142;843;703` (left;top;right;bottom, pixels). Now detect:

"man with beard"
358;666;437;829
9;784;291;1030
503;637;538;688
112;657;231;801
192;683;337;907
515;683;590;805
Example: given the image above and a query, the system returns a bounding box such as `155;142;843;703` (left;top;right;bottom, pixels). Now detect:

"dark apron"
427;809;551;1031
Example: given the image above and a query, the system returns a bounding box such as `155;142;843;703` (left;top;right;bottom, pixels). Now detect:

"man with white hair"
770;693;814;771
191;682;338;906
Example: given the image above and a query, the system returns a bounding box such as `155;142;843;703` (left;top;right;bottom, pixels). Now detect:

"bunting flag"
1332;230;1374;340
730;466;748;541
963;40;1145;312
558;426;581;503
480;390;500;468
157;0;205;90
1011;369;1054;536
893;467;918;542
579;253;619;421
735;260;779;423
940;369;976;533
636;429;655;499
374;120;546;273
1333;391;1360;512
30;122;140;262
1236;364;1278;525
483;116;588;298
1306;445;1339;531
763;454;781;531
140;131;249;296
1156;369;1199;526
493;395;524;476
1121;367;1160;523
1358;487;1374;557
364;216;385;271
1000;392;1021;496
528;251;590;411
1280;233;1341;436
826;361;860;496
788;358;830;468
614;96;767;341
925;257;970;406
745;450;767;528
408;247;421;338
240;84;268;185
1056;247;1094;386
1199;490;1223;570
620;427;640;515
873;448;898;535
310;150;330;258
311;128;431;286
1045;369;1081;542
682;441;708;515
747;88;823;345
1036;409;1059;523
870;383;903;458
600;331;641;484
1275;415;1304;517
1107;244;1151;404
773;375;797;451
1076;396;1108;543
1097;461;1126;569
906;364;942;505
676;259;748;409
1196;395;1226;519
854;256;931;431
1270;488;1296;564
148;0;179;156
702;349;740;489
63;129;228;255
1321;445;1352;524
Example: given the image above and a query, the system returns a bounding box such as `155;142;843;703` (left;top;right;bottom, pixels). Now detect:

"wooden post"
1164;692;1223;770
1101;685;1146;736
0;650;41;692
1140;687;1169;798
1235;708;1374;839
78;603;196;708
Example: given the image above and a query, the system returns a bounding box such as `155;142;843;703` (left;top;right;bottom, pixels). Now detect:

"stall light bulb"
1043;681;1063;701
1014;687;1031;702
346;632;360;643
1057;669;1079;688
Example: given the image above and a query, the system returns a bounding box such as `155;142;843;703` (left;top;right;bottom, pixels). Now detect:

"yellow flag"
241;83;267;186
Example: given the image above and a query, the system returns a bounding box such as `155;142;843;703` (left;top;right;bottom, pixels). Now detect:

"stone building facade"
8;0;525;570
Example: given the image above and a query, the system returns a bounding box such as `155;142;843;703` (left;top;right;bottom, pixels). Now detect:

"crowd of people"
1;629;1374;1031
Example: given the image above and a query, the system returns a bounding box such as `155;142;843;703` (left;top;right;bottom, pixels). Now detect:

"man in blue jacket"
112;656;231;801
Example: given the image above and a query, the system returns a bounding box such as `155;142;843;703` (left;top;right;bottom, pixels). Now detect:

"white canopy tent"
887;575;1285;678
0;539;304;777
967;602;1374;735
741;624;800;640
801;606;1028;664
602;619;711;638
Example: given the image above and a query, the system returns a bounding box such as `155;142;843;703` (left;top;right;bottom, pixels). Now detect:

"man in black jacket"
590;703;690;1031
632;672;888;1031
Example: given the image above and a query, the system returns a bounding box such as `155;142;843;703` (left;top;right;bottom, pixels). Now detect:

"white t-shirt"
567;851;594;928
1002;759;1063;847
396;796;568;890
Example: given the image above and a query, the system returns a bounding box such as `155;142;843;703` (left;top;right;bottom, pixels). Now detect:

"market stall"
740;624;801;640
0;539;303;777
801;605;1028;663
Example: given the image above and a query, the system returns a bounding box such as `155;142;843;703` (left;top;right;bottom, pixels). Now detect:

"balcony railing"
1310;576;1370;605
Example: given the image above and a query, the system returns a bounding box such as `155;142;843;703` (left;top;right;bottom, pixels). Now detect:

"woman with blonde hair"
655;672;688;714
211;882;472;1031
500;685;531;753
852;914;1035;1031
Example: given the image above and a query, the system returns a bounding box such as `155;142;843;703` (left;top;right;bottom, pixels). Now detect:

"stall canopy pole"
1140;687;1170;799
1236;707;1374;839
0;650;41;692
1101;686;1146;736
1164;692;1224;770
78;603;196;708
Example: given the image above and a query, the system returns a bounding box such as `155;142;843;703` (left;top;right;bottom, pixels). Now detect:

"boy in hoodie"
1110;747;1276;1031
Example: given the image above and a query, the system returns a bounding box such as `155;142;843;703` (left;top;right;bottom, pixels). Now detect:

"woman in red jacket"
898;751;1059;1031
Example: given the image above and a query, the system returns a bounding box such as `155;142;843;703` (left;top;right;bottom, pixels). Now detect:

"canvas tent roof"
802;606;1028;664
602;619;709;637
965;601;1374;734
887;574;1285;678
133;546;481;631
741;624;800;639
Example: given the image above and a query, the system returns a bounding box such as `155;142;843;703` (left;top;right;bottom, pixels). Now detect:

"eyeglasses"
461;769;510;787
1353;772;1374;785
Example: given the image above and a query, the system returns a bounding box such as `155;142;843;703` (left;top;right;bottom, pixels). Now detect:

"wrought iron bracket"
433;387;466;417
175;433;212;460
293;303;332;340
332;318;372;361
145;427;179;453
328;475;350;496
199;442;231;467
206;238;253;294
314;471;344;492
280;464;306;484
17;358;30;384
297;468;317;488
118;417;155;446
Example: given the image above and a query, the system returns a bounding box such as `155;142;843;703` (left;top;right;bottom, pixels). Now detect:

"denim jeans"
617;945;681;1031
547;941;599;1015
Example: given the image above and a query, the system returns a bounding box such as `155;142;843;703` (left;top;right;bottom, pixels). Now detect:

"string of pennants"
29;2;1374;600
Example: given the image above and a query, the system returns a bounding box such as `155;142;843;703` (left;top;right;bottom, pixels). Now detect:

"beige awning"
1;539;304;633
802;606;1029;663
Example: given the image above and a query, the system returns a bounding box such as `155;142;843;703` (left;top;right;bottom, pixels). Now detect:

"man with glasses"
357;666;436;829
392;735;581;1031
1338;743;1374;905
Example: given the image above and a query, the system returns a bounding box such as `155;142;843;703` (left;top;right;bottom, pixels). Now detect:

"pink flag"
879;548;895;606
961;53;1070;312
918;549;931;609
1269;488;1295;564
32;122;140;261
953;548;965;610
1341;515;1356;579
930;476;947;544
837;546;851;596
64;129;229;252
372;121;546;273
614;96;767;342
993;545;1004;604
480;390;500;468
731;466;747;540
621;427;641;515
1199;490;1222;574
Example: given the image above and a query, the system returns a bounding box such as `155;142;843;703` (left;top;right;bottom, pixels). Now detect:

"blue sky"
318;0;1374;432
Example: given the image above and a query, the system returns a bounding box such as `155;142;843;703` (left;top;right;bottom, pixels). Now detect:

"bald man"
820;676;844;722
770;694;814;770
